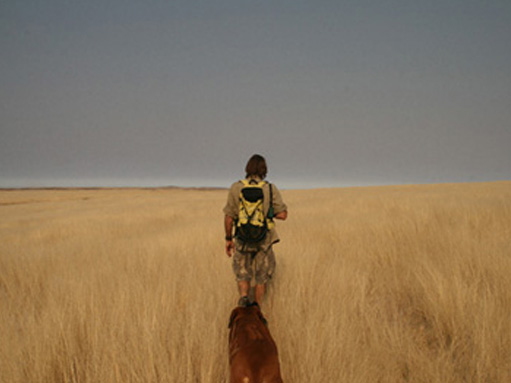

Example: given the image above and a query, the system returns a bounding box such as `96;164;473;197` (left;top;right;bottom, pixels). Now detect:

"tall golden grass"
1;182;510;383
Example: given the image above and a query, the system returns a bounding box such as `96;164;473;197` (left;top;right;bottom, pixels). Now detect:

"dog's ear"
228;308;239;329
256;309;268;326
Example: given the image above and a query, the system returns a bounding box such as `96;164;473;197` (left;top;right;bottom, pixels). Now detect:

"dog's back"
228;305;283;383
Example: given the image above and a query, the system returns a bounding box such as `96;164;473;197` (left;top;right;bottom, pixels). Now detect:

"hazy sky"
1;0;510;188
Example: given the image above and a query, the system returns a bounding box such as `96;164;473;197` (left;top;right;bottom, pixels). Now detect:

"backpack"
235;179;274;243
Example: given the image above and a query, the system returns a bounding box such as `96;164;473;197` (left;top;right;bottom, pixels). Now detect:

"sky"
1;0;510;189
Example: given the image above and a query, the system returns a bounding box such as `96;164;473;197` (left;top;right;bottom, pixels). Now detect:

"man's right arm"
272;185;288;221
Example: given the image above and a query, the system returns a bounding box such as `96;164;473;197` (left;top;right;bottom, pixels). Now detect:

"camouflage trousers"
232;244;276;285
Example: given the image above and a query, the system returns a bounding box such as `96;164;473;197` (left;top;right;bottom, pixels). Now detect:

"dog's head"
228;302;267;328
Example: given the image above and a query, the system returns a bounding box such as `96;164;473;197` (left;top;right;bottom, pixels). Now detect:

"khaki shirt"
223;176;287;250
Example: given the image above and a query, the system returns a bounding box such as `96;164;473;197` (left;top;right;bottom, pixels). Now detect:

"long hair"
245;154;267;179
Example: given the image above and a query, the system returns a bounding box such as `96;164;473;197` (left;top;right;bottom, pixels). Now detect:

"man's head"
245;154;267;179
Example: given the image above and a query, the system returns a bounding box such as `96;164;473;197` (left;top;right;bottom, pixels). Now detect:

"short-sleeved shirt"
223;176;287;251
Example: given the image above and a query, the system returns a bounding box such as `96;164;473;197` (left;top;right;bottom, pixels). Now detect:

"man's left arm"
223;184;238;257
224;214;235;256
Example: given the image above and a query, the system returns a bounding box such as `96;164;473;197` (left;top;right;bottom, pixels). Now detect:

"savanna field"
1;181;510;383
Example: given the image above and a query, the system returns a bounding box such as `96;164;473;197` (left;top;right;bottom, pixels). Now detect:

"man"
223;154;288;307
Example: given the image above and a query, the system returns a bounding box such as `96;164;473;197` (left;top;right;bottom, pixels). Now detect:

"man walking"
223;154;288;307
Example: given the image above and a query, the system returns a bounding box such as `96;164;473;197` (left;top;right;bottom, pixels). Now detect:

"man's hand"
226;240;235;257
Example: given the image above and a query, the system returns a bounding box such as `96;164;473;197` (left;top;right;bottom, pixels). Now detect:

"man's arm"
271;184;287;221
225;214;234;237
224;215;235;257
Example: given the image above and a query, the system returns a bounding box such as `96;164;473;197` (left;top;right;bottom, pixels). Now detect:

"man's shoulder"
228;179;280;190
265;181;282;191
227;180;244;194
228;180;243;188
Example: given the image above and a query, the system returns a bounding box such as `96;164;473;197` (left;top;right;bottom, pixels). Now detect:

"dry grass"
1;182;510;382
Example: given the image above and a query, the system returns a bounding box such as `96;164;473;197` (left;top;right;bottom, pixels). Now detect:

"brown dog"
228;303;283;383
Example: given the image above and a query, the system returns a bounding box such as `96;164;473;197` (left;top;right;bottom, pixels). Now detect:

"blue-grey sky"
1;0;510;188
